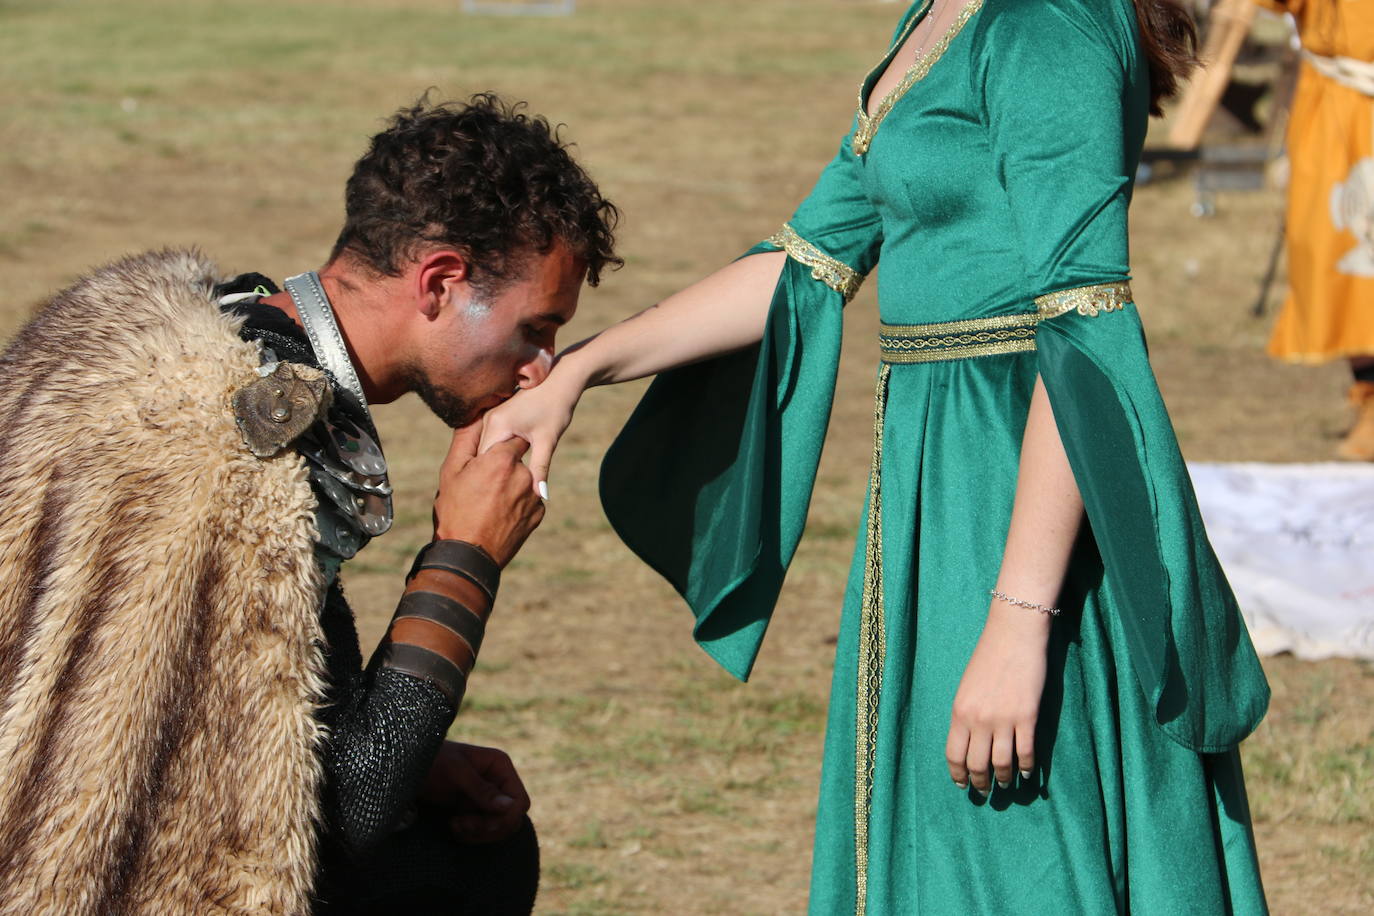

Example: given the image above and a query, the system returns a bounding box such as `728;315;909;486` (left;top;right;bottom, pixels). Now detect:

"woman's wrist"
989;588;1060;617
984;593;1054;637
551;337;606;391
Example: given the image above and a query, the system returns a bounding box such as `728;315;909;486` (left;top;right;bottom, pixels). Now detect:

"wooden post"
1167;0;1259;150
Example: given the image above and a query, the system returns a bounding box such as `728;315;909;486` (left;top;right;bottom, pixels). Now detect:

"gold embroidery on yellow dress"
854;362;890;916
766;223;866;302
853;0;985;155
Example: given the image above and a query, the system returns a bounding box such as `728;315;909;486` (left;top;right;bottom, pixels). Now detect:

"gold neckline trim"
765;224;866;302
853;0;984;156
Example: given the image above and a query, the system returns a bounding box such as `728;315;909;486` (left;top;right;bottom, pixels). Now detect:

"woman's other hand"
946;375;1081;794
944;601;1051;793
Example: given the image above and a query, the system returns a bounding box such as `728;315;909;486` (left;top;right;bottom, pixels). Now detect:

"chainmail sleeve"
315;580;458;859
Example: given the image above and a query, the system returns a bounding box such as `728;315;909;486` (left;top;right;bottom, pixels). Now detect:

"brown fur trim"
0;250;327;915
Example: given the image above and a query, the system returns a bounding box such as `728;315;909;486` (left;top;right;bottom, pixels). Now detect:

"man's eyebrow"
536;313;568;327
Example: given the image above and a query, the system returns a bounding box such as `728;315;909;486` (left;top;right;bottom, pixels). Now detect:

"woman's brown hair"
1132;0;1200;116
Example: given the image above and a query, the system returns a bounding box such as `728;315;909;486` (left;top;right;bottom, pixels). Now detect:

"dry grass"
2;1;1370;913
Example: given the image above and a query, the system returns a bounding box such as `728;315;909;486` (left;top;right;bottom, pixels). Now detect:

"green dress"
600;0;1272;912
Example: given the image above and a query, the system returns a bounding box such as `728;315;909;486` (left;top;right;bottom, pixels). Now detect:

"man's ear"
414;249;471;321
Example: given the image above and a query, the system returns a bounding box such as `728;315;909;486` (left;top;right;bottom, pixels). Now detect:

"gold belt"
878;282;1133;365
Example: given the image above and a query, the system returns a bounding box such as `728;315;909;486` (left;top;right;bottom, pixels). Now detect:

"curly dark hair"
330;92;621;289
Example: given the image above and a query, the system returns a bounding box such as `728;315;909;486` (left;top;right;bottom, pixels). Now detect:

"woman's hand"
478;363;585;497
472;252;787;496
945;601;1051;793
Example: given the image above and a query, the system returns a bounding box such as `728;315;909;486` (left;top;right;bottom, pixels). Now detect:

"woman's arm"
940;0;1143;793
944;376;1084;793
567;251;785;388
478;251;786;488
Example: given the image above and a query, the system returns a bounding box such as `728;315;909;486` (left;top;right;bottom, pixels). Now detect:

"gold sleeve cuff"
1034;282;1133;319
765;223;866;303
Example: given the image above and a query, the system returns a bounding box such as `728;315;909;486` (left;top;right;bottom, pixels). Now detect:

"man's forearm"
379;540;502;711
322;540;504;857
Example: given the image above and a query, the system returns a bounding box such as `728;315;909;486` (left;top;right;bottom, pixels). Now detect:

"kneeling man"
0;94;619;915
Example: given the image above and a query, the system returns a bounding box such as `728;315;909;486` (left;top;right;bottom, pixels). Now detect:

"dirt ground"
1;1;1370;913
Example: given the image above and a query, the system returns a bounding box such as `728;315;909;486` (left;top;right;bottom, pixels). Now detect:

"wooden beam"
1167;0;1258;150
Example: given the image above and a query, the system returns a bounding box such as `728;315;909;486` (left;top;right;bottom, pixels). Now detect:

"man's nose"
516;347;554;389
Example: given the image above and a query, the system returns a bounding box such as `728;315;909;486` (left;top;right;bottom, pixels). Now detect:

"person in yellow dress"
1260;0;1374;458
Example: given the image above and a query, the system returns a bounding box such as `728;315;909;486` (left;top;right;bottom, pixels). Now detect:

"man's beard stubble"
407;366;481;429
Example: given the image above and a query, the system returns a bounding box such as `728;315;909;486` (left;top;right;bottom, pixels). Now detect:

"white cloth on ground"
1188;462;1374;661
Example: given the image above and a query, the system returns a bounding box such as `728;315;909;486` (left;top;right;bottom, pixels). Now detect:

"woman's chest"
856;63;1005;232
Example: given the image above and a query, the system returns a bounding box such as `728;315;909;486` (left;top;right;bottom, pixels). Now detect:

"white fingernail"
997;780;1009;789
1020;769;1032;780
537;480;549;500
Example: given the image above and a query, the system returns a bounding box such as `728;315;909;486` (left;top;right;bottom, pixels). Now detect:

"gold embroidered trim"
854;363;889;916
879;284;1135;365
852;0;984;155
1034;282;1133;319
882;337;1038;364
765;223;865;303
880;313;1039;337
880;329;1035;350
879;314;1039;364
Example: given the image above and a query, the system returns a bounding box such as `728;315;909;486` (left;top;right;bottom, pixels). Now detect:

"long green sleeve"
973;0;1269;751
600;124;882;680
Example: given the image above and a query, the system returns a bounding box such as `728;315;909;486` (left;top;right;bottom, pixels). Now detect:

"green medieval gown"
600;0;1272;912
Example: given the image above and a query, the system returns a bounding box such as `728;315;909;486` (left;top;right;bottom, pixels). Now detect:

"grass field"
2;1;1371;913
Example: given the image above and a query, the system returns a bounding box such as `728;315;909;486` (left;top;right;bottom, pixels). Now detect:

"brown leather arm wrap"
377;641;468;707
394;589;487;657
382;542;499;710
407;539;500;602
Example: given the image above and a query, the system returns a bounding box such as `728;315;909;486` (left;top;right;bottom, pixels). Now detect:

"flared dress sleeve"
599;123;882;680
971;0;1268;752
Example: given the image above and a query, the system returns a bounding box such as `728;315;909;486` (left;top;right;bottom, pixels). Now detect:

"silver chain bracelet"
989;588;1061;617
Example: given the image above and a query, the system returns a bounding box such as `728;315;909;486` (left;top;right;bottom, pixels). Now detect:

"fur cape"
0;250;328;914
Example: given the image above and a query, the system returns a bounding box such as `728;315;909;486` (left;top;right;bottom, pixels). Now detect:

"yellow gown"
1263;0;1374;362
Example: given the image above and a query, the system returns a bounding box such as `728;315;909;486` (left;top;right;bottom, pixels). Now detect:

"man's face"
408;243;585;428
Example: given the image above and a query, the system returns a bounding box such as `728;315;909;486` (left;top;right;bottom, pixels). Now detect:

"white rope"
1303;50;1374;98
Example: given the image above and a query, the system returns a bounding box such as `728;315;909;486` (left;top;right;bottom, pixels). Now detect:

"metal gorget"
281;272;394;555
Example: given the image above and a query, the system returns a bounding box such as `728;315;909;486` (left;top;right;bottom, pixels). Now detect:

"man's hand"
421;741;532;844
432;422;546;567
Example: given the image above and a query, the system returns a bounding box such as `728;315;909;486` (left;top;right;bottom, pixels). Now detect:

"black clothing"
217;276;538;913
316;814;540;916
